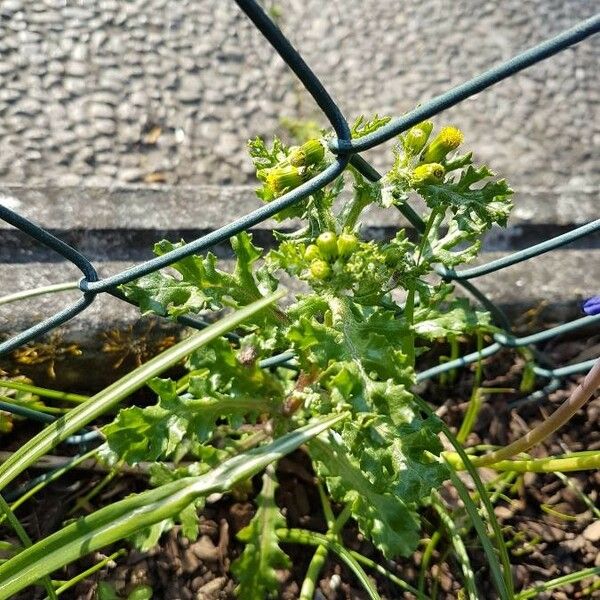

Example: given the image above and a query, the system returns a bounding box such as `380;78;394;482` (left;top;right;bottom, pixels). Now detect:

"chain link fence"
1;1;599;401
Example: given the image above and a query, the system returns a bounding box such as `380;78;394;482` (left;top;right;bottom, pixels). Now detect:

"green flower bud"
422;126;464;163
289;139;325;167
404;121;433;155
304;244;321;262
384;247;403;267
316;231;338;260
266;165;304;194
411;163;446;186
310;259;331;280
336;232;358;257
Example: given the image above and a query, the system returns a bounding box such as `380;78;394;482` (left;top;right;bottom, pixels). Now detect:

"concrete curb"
1;185;597;389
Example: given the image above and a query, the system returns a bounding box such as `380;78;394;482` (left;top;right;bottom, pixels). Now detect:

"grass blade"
0;292;284;492
0;412;346;599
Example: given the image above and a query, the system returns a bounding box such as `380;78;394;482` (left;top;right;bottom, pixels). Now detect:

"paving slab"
0;0;597;193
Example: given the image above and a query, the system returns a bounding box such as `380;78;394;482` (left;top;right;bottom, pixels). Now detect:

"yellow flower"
422;126;463;163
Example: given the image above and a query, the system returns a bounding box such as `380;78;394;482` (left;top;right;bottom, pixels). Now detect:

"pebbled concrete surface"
0;0;597;192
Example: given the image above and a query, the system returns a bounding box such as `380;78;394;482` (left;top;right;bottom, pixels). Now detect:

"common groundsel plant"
110;115;513;596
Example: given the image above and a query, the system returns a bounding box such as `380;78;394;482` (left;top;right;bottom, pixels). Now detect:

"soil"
2;323;599;600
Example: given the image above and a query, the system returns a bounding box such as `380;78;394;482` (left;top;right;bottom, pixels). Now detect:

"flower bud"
411;163;446;186
384;247;403;267
422;126;464;163
336;232;358;257
316;231;338;260
404;121;433;155
266;165;304;194
289;139;325;167
310;259;331;280
304;244;322;262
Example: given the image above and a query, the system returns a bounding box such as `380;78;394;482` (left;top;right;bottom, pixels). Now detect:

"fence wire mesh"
1;1;599;400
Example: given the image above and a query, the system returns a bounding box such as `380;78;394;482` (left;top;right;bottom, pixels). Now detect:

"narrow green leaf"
0;413;346;599
0;292;285;493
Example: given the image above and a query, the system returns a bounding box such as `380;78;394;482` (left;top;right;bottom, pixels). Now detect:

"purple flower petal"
583;296;600;316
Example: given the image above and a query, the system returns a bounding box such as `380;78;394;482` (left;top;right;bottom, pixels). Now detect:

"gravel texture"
0;0;597;190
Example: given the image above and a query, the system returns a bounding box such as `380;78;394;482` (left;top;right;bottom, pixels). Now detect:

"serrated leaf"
414;298;492;340
310;435;420;558
120;233;271;320
231;468;291;599
289;298;412;384
119;271;211;317
103;370;280;464
350;114;392;139
419;165;513;230
344;415;448;503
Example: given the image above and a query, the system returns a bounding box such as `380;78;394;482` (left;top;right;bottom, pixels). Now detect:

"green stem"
314;189;337;231
476;357;600;467
554;471;600;519
413;394;513;599
0;494;57;599
0;282;78;307
418;530;441;595
341;168;374;230
0;448;99;527
515;566;600;600
278;528;384;600
299;503;352;600
457;387;514;445
431;491;478;600
280;527;430;600
478;453;600;473
0;380;88;404
404;209;439;366
317;480;335;529
444;449;600;473
68;462;123;516
46;549;126;599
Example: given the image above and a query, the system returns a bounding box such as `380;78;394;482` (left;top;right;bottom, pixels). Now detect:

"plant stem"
457;388;514;445
0;449;99;525
515;566;600;600
431;491;479;600
554;471;600;519
0;494;57;599
278;528;389;600
444;449;600;473
0;380;88;404
299;503;351;600
404;209;438;366
476;357;600;467
282;526;432;599
0;282;78;307
341;168;375;230
418;530;441;596
481;453;600;473
412;394;513;598
45;549;126;599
